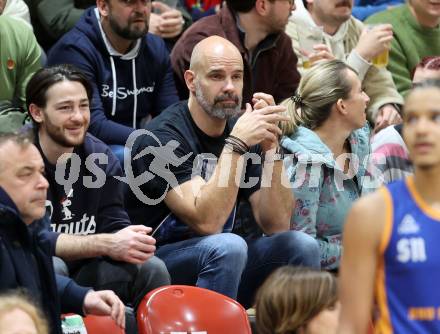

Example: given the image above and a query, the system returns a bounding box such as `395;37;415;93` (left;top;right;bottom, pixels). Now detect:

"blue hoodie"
281;124;374;269
47;7;179;145
36;133;131;272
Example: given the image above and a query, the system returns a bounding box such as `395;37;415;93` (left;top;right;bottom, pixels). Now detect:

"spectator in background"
149;0;192;50
0;132;125;334
2;0;33;29
281;60;372;270
0;293;48;334
25;0;191;51
371;56;440;184
171;0;300;105
184;0;221;21
47;0;179;160
286;0;403;131
0;14;41;133
255;266;339;334
352;0;404;21
412;56;440;84
2;0;48;65
366;0;440;97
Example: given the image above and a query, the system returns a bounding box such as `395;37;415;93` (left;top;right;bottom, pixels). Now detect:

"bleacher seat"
137;285;252;334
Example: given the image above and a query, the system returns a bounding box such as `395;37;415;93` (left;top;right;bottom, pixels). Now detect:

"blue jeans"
155;231;320;308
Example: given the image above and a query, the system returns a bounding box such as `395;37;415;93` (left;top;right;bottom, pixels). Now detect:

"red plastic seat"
137;285;252;334
83;314;125;334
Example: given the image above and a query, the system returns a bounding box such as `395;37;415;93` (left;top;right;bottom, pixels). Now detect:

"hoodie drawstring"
110;56;117;116
132;58;137;129
109;56;138;129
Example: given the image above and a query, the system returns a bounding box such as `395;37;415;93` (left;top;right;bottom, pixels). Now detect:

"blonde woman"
281;60;372;270
0;293;48;334
255;266;339;334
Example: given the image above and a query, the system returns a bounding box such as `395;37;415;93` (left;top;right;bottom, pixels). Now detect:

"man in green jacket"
366;0;440;97
0;14;41;132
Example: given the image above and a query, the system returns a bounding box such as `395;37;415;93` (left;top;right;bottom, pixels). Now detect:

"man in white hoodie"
286;0;404;131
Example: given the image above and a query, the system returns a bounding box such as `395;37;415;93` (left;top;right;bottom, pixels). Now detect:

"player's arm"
338;189;388;334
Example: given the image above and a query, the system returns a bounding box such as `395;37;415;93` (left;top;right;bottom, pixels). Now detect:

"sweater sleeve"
95;147;131;234
365;12;412;97
56;274;90;315
274;35;300;102
385;37;412;97
16;22;42;108
47;44;134;145
363;65;404;121
346;18;404;121
288;162;342;269
285;20;305;75
345;19;371;81
36;0;84;39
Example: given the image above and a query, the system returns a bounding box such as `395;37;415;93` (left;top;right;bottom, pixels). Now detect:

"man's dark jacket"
0;187;89;334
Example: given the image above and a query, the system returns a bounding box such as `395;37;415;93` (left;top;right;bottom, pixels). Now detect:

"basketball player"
338;79;440;333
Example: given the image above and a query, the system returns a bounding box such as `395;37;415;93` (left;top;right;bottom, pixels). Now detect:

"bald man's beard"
194;81;242;120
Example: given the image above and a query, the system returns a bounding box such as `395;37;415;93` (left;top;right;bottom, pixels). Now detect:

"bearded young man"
26;65;170;333
47;0;179;160
127;36;320;308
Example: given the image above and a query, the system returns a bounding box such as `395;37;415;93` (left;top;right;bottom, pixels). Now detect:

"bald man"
127;36;320;308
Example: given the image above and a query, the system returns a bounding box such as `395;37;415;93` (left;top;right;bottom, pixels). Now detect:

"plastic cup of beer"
366;24;390;68
298;25;324;69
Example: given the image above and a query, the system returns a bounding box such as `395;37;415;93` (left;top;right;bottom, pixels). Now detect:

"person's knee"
138;256;171;287
131;256;171;308
210;233;248;262
52;256;69;276
275;231;320;268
